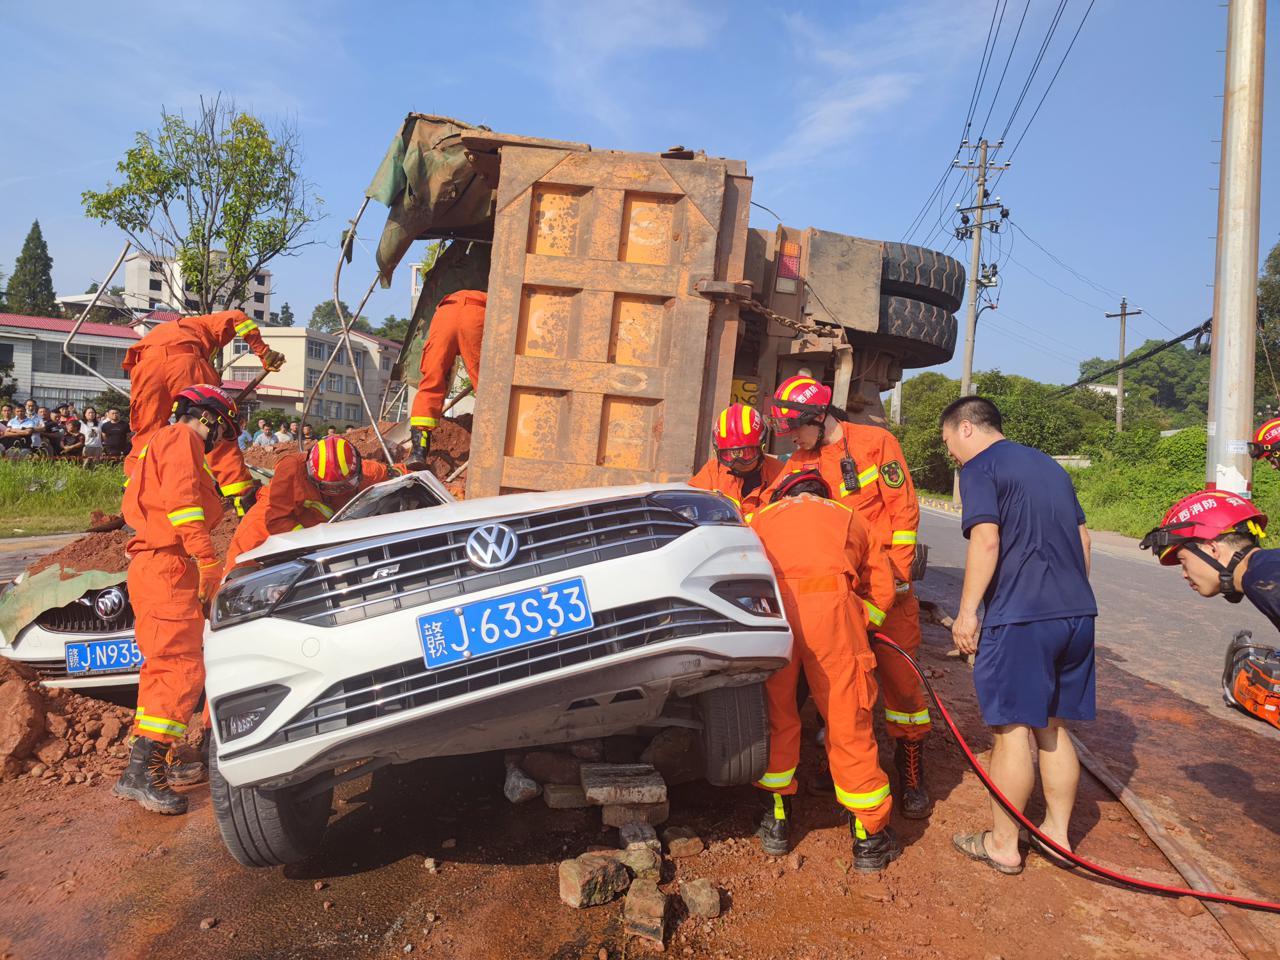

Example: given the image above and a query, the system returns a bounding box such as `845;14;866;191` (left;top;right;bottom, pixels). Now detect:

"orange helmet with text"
767;375;832;435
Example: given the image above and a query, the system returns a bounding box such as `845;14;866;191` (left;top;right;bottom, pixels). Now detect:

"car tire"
209;745;333;868
880;242;966;314
698;683;769;787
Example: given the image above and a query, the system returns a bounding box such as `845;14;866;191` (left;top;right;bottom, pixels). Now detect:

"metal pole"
62;242;133;397
890;380;903;426
1207;0;1266;495
954;139;988;501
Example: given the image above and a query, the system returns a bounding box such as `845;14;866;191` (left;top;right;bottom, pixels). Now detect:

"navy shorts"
973;616;1096;728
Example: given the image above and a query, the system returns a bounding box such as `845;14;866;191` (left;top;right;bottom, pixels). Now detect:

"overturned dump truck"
370;115;963;499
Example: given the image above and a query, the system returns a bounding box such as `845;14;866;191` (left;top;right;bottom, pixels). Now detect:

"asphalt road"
917;505;1280;740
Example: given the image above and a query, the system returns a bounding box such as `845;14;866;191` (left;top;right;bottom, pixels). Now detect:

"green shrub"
0;460;124;536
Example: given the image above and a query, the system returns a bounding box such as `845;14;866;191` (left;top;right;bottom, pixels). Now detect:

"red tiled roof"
142;310;183;323
222;379;304;397
0;313;140;340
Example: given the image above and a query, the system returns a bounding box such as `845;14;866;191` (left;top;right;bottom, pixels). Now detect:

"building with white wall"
121;252;273;322
0;313;137;408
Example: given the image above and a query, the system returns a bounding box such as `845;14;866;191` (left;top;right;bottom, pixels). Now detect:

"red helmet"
1140;489;1268;565
769;468;831;503
1249;417;1280;462
767;375;832;435
713;403;766;469
172;384;238;440
307;436;363;495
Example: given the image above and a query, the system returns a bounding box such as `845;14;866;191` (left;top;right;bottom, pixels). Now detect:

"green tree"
378;314;409;342
267;301;295;327
82;95;321;315
1256;237;1280;402
309;299;371;334
85;387;131;423
894;371;960;493
8;220;60;316
0;268;7;310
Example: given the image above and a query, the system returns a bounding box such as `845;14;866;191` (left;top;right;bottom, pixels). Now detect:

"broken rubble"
619;822;661;853
567;739;605;761
639;727;704;786
558;853;631;908
0;678;44;761
543;783;591;809
588;846;662;882
623;879;668;946
602;801;670;828
680;878;721;919
580;763;667;806
520;750;582;785
503;760;541;804
661;826;703;858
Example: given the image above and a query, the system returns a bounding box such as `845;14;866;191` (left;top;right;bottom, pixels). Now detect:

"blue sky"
2;0;1278;386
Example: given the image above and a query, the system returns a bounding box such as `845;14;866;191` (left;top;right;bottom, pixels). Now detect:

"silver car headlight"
210;561;307;631
649;490;742;525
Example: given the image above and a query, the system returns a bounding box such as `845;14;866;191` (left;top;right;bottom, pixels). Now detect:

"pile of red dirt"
27;513;242;578
0;658;136;784
423;418;471;492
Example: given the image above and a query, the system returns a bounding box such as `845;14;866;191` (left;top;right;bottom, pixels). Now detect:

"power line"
984;318;1083;367
992;305;1091;359
1006;253;1108;312
1051;320;1211;396
997;0;1070;144
965;0;1009;133
1005;0;1098;161
977;0;1033;138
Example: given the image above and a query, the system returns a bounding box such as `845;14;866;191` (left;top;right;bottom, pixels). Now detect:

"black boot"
852;820;901;873
112;737;189;815
167;736;210;787
756;793;792;856
407;428;431;471
894;740;932;820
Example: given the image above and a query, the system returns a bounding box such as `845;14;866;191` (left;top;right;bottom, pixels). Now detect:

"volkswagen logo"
94;586;128;622
466;523;519;570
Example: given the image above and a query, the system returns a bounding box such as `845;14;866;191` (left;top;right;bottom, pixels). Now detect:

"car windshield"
333;476;448;522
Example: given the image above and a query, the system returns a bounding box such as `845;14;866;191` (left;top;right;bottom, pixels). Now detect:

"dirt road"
2;516;1279;959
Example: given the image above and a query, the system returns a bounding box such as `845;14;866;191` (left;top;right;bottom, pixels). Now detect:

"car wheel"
209;745;333;868
698;682;769;787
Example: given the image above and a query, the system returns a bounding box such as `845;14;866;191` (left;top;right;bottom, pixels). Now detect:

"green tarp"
0;565;127;648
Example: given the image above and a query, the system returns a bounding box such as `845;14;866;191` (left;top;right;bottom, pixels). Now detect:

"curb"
918;496;961;515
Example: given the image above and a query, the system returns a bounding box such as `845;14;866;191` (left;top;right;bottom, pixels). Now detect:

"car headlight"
650;490;742;525
210;561;307;631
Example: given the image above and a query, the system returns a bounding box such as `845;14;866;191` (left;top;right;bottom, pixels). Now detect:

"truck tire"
870;295;958;368
880;242;966;314
209;746;333;868
698;683;769;787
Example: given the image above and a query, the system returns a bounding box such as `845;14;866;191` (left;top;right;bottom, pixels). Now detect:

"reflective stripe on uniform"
757;766;796;790
834;780;891;810
234;317;259;336
292;523;305;531
772;792;787;820
134;707;187;738
863;599;886;626
123;444;150;489
891;530;918;545
167;506;205;527
221;479;253;496
858;465;879;487
303;500;335;519
853;818;868;840
410;416;438;429
885;708;931;726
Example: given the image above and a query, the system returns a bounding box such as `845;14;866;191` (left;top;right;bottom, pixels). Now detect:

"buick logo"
466;523;519;570
94;587;128;622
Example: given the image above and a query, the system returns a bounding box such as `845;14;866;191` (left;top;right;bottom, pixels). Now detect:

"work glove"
232;485;259;517
262;350;286;373
197;558;223;604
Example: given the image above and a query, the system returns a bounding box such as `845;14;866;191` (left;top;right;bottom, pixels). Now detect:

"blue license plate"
417;577;593;670
64;638;143;675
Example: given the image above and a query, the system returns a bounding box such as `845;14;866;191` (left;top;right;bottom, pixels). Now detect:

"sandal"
1028;833;1079;871
952;832;1024;875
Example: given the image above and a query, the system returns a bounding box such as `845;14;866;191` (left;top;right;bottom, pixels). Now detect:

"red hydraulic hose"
869;633;1280;915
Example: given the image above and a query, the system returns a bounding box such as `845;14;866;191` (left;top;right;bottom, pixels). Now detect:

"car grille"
35;597;136;634
272;497;692;628
253;598;768;750
20;657;138;682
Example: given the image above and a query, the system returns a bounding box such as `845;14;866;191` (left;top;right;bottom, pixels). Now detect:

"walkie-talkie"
841;455;860;494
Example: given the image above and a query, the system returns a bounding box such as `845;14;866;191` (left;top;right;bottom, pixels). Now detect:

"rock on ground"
579;763;667;805
503;761;541;804
619;822;661;853
558;853;631;909
589;846;661;881
639;727;704;786
680;878;721;918
661;825;704;858
519;750;581;786
0;677;45;761
623;879;668;946
542;783;590;809
602;801;670;828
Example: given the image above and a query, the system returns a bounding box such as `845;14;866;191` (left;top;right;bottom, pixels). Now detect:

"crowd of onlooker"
0;399;130;460
0;401;359;462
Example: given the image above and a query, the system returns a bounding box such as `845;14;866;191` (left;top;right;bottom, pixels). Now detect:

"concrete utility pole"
890;380;903;426
1207;0;1266;495
952;138;1010;499
1105;298;1141;431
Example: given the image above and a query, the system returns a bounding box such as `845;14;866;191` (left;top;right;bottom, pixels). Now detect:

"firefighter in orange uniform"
408;290;487;469
224;436;392;571
113;385;238;815
765;374;933;819
122;310;285;515
688;403;784;519
750;469;901;870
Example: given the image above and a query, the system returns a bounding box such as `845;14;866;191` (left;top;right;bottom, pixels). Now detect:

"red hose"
870;633;1280;914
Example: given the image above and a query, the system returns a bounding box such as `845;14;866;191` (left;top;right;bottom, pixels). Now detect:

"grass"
0;460;124;537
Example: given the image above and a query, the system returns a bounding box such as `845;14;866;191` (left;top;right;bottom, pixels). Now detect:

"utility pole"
952;138;1010;499
1207;0;1266;495
1105;298;1141;431
890;380;903;426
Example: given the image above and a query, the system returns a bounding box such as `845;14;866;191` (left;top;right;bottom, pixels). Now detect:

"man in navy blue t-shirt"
940;396;1097;876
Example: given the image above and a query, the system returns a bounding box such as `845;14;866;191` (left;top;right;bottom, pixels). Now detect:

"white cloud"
532;0;723;132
